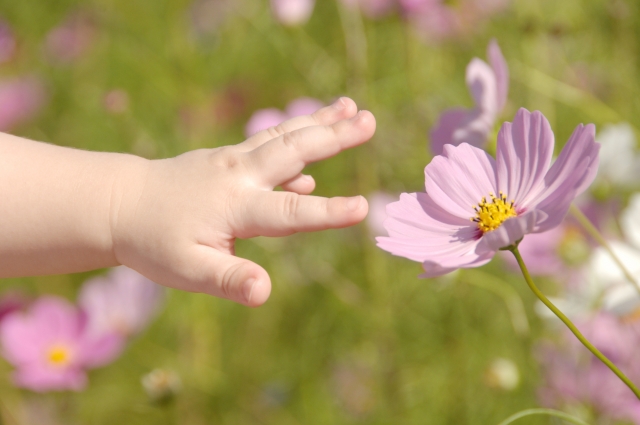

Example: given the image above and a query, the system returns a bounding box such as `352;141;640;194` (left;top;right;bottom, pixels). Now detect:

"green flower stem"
497;408;591;425
569;204;640;295
508;245;640;400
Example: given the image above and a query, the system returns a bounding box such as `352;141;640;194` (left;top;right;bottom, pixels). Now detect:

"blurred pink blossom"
271;0;316;26
0;291;29;322
538;313;640;423
398;0;509;43
0;297;125;392
430;39;508;155
0;78;46;131
339;0;396;18
103;89;129;114
245;97;324;137
79;267;164;338
501;225;565;275
0;20;16;63
366;192;396;237
45;13;95;63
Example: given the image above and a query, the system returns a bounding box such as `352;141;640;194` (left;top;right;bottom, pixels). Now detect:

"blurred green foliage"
0;0;639;423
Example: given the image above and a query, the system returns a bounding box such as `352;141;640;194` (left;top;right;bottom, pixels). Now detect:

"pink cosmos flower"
45;13;95;63
245;97;324;137
399;0;461;42
377;108;599;278
339;0;396;18
0;78;46;131
0;297;124;392
271;0;316;26
0;20;16;63
430;39;508;155
79;267;164;338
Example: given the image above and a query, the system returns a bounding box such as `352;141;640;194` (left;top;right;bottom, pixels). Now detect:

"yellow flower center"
46;345;71;367
471;192;517;233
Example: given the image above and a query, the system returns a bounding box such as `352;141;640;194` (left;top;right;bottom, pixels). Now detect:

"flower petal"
487;39;508;112
466;58;498;115
496;108;555;208
377;192;495;277
482;210;545;251
425;143;497;218
529;123;599;232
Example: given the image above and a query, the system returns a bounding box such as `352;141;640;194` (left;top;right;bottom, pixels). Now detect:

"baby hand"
111;97;374;306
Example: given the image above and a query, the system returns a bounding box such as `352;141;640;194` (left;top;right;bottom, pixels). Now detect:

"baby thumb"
187;247;272;307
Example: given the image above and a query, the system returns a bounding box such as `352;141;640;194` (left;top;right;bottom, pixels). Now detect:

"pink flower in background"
399;0;461;42
0;297;125;392
0;291;28;322
45;13;95;63
430;39;509;155
538;313;640;424
0;20;16;63
366;192;396;237
271;0;316;26
377;108;599;278
501;225;565;276
0;78;46;131
245;97;324;137
79;267;164;338
339;0;396;18
398;0;509;43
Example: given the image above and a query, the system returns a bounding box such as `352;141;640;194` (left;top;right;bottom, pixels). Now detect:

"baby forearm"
0;132;148;277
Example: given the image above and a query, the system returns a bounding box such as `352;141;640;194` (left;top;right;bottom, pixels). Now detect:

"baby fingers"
238;97;358;151
236;191;368;238
246;110;375;188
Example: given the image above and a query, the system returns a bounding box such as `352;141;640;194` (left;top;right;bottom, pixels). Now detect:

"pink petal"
244;108;288;137
466;58;498;115
377;192;495;277
0;312;46;365
500;225;565;275
79;333;126;369
285;97;323;118
495;109;555;208
430;108;469;156
420;251;493;278
13;365;87;392
425;143;497;219
482;210;545;251
271;0;315;26
530;123;599;232
0;78;46;131
487;39;508;112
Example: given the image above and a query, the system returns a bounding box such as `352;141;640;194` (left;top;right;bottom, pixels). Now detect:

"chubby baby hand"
111;97;375;306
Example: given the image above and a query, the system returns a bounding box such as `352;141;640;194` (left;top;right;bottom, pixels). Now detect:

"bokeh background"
0;0;639;423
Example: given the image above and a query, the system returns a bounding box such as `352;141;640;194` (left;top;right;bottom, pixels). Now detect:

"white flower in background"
271;0;315;26
586;194;640;317
595;123;640;187
79;266;165;338
484;357;519;391
142;369;182;403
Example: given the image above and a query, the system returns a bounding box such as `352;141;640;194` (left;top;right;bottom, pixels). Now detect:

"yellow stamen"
471;192;517;233
46;345;71;367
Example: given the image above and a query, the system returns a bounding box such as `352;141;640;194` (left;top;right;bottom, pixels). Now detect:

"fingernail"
333;97;346;110
346;196;363;212
243;278;256;304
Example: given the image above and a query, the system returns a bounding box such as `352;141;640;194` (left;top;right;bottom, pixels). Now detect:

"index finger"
247;110;376;188
237;97;358;151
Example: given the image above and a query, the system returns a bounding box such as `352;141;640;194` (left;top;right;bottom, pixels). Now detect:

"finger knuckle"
266;124;286;139
219;262;245;300
282;192;300;223
281;131;299;151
